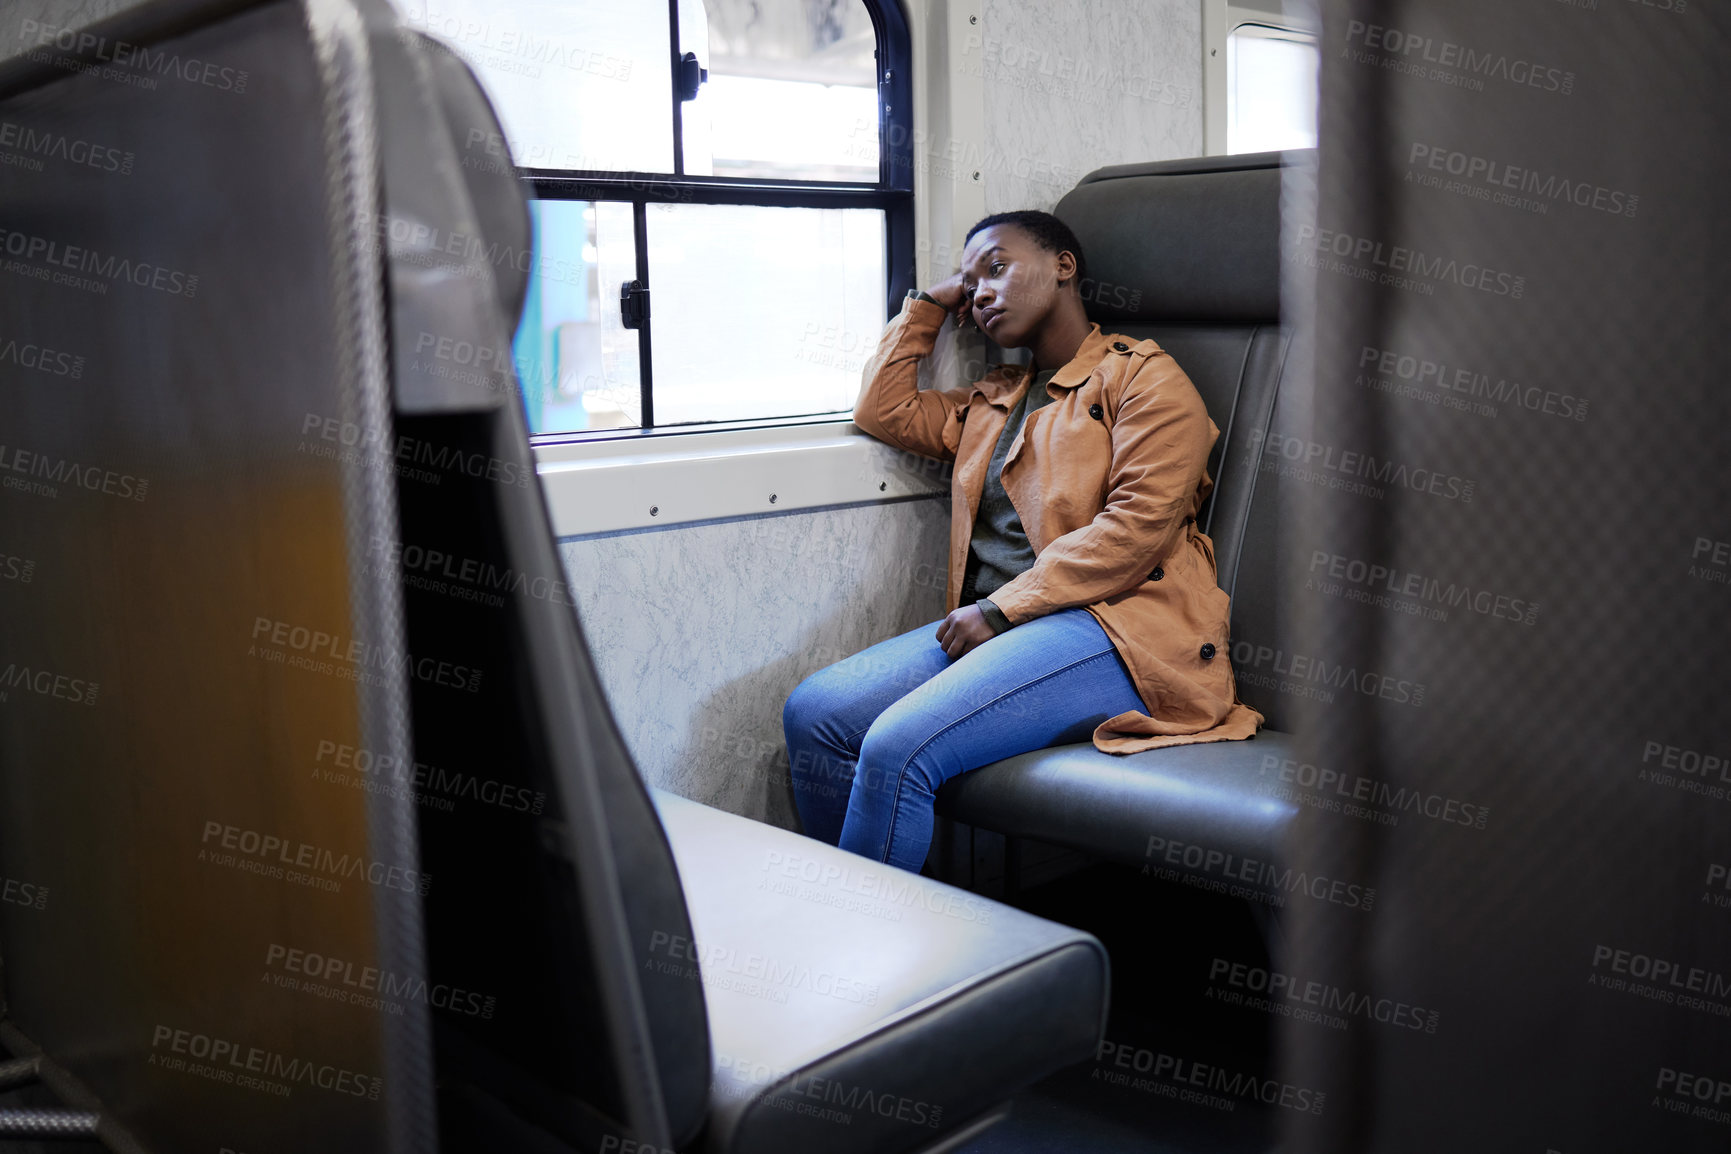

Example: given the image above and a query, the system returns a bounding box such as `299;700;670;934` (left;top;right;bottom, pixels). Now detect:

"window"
1226;22;1318;155
403;0;912;437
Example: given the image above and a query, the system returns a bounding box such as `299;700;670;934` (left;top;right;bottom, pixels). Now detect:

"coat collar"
971;324;1117;407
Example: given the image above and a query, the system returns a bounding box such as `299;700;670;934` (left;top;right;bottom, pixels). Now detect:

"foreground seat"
656;793;1105;1154
936;154;1305;888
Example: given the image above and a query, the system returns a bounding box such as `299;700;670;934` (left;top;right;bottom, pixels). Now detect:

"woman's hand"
924;272;974;330
935;604;996;660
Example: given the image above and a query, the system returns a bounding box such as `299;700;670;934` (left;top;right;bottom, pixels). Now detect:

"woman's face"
958;224;1074;349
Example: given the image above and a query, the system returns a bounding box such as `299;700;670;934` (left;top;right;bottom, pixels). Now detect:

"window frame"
1202;0;1319;157
516;0;915;445
1224;20;1318;156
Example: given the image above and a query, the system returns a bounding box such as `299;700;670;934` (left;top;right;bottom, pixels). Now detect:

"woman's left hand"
935;605;997;660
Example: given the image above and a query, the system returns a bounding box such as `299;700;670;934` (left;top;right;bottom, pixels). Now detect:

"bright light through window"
686;75;878;181
1227;24;1318;155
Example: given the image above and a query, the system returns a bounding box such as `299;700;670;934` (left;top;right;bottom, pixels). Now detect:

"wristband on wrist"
976;598;1012;635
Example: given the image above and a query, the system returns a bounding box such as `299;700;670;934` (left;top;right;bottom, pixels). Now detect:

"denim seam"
869;643;1122;862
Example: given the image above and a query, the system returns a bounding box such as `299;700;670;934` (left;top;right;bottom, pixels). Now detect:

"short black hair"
964;210;1088;286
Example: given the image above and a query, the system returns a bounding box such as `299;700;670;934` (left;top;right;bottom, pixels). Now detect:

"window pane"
1227;25;1318;155
401;0;674;173
680;0;879;181
646;203;885;426
513;201;642;433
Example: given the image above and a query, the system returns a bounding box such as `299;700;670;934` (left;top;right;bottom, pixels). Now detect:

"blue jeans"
782;608;1146;873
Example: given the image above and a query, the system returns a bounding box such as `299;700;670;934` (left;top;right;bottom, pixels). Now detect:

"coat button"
1089;403;1104;420
1199;643;1216;660
1112;341;1129;352
1149;566;1164;581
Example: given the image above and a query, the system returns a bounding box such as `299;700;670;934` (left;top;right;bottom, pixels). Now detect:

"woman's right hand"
925;272;973;329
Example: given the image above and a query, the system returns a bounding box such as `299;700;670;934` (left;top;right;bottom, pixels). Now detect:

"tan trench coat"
855;295;1263;754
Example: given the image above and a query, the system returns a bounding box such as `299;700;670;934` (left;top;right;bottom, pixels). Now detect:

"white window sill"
534;419;950;538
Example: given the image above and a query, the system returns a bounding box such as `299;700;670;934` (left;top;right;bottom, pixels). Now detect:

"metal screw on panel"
650;506;659;516
879;481;887;491
972;171;981;181
969;14;977;23
769;494;778;504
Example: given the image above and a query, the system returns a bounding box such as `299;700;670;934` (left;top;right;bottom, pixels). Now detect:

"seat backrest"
343;11;715;1151
0;2;709;1150
0;2;432;1151
1055;153;1303;729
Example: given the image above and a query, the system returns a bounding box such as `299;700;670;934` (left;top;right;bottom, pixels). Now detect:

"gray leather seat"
936;153;1305;884
655;793;1106;1154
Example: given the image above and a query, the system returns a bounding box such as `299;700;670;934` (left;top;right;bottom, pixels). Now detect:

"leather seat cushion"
935;730;1300;884
652;792;1109;1154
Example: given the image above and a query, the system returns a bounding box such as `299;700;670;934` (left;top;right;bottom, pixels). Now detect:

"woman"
783;210;1262;873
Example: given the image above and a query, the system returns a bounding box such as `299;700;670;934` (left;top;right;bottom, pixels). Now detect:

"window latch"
620;280;650;330
678;52;708;102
